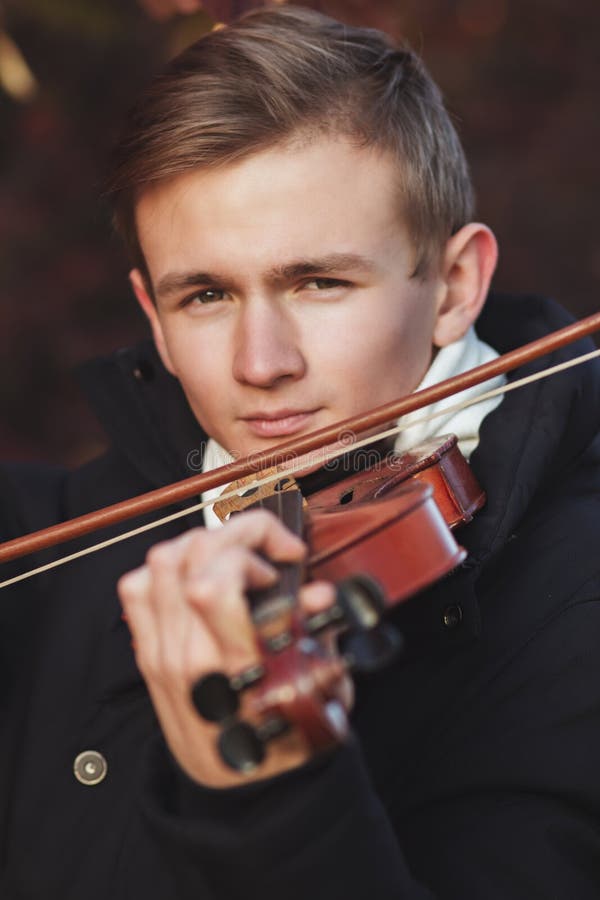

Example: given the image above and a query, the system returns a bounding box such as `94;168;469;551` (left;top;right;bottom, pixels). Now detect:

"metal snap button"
442;604;463;629
73;750;108;785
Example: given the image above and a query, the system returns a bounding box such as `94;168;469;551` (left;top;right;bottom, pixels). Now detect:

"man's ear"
129;268;177;375
433;223;498;348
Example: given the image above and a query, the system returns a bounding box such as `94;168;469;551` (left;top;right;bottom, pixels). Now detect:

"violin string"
1;346;599;591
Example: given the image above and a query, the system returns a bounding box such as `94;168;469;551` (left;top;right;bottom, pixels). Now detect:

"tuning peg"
218;717;290;772
336;575;387;627
339;622;404;674
304;602;345;635
192;672;238;722
304;575;387;638
303;574;403;673
191;664;265;723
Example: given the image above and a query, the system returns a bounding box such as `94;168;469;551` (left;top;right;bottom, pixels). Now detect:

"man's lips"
240;409;319;437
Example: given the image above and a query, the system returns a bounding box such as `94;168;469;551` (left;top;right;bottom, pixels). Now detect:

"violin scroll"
192;574;405;771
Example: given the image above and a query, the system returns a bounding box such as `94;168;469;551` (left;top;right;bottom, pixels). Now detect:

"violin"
1;311;600;772
191;436;482;772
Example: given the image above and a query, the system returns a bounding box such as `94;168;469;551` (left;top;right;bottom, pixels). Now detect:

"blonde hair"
107;5;474;284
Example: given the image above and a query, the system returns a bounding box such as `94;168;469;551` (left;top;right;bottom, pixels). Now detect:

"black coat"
1;294;600;899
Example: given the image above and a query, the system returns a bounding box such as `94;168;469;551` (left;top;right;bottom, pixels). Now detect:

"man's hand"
118;510;339;788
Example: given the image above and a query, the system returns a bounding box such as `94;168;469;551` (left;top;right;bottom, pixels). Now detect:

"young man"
2;6;600;898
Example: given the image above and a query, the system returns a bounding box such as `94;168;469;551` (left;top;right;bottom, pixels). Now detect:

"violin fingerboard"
246;488;305;628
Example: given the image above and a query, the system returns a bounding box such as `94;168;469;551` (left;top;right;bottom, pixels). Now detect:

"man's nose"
232;297;306;388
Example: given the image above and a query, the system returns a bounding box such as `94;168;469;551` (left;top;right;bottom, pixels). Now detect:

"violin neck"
247;488;306;639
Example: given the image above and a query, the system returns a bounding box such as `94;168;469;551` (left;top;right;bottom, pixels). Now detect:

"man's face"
134;136;448;458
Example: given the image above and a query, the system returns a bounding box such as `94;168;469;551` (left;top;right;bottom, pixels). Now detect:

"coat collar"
465;293;600;563
78;342;208;490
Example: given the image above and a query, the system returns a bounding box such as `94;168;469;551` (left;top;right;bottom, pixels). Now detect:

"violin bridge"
212;466;304;522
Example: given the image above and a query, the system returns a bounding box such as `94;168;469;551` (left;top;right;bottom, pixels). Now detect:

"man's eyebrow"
267;253;377;281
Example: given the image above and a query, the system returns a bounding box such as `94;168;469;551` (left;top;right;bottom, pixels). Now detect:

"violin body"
307;479;466;607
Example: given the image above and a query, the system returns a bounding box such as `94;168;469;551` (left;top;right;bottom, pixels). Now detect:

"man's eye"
184;288;226;306
303;278;345;290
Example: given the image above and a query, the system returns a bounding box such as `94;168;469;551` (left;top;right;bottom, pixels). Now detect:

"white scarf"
200;326;505;528
393;325;505;459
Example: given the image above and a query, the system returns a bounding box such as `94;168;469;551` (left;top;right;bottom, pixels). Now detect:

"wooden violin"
191;436;483;772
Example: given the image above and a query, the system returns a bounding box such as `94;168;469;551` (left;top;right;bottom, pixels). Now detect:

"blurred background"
0;0;598;465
